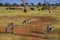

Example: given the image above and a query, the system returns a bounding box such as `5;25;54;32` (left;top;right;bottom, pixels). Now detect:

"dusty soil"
0;16;56;40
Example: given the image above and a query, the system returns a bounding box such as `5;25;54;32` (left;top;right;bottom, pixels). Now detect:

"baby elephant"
47;24;55;34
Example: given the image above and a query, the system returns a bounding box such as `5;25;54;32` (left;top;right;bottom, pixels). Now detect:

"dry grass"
0;6;60;40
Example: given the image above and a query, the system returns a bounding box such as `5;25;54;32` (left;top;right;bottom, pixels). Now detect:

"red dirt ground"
0;16;56;40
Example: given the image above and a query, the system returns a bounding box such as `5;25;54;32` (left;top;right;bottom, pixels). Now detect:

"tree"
12;3;19;6
55;3;59;6
4;3;10;6
0;3;3;6
47;2;51;14
51;4;55;6
59;2;60;6
20;3;24;6
43;0;46;6
42;3;46;6
31;3;34;6
58;0;60;6
26;2;28;6
37;2;41;6
21;0;27;12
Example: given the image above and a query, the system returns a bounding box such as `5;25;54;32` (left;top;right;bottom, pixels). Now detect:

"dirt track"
0;16;56;40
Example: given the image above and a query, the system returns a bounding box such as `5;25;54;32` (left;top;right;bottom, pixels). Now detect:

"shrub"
30;7;34;10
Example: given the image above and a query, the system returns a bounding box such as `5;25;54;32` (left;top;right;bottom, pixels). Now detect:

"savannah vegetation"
0;1;60;40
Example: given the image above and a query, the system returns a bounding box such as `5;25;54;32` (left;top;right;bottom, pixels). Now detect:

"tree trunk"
21;0;27;12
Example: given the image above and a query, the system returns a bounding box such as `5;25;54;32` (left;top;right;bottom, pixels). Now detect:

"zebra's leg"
53;30;55;34
11;29;14;33
47;29;50;34
10;27;14;33
5;27;8;33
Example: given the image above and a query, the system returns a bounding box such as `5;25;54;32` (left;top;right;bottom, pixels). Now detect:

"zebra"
47;24;55;34
22;19;32;24
5;22;14;33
